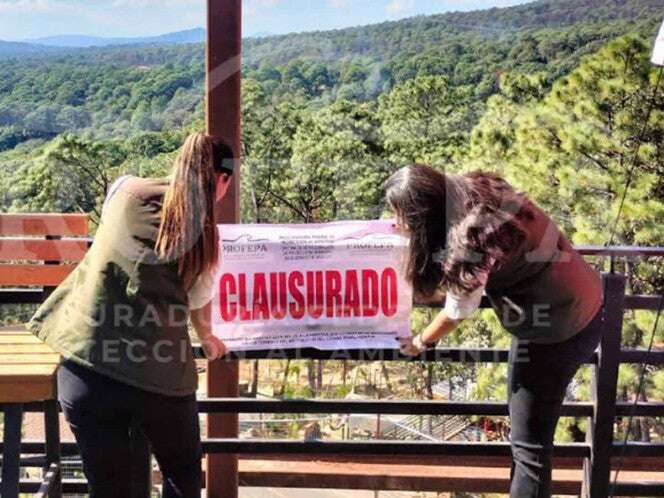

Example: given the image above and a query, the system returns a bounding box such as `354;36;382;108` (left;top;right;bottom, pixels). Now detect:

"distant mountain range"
0;40;59;57
0;0;661;59
23;28;206;48
0;27;275;57
20;27;273;48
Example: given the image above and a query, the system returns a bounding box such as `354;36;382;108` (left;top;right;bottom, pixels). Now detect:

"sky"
0;0;532;41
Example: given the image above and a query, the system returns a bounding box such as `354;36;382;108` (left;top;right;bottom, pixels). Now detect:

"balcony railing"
1;246;663;497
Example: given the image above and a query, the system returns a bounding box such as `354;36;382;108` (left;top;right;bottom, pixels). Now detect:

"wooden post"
206;1;241;497
583;272;625;498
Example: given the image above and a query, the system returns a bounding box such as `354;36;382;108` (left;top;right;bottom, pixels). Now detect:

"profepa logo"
223;243;269;254
222;234;270;255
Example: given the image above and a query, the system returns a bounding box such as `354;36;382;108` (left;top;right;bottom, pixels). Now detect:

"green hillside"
0;0;662;151
242;0;664;65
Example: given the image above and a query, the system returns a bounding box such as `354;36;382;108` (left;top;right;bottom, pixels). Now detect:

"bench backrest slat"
0;213;89;289
0;264;77;287
0;239;88;262
0;213;89;237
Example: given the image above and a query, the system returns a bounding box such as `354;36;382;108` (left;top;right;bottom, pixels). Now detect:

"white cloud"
329;0;349;7
0;0;57;13
386;0;414;16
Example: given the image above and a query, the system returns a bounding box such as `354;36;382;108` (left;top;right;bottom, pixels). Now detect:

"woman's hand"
191;302;227;360
397;335;428;357
200;334;227;361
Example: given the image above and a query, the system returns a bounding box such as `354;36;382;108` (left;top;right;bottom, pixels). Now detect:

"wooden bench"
0;213;90;498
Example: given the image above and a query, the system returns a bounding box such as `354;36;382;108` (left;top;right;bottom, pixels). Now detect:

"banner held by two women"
211;220;412;351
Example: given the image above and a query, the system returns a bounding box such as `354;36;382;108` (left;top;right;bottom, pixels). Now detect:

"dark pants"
57;360;202;498
508;307;604;498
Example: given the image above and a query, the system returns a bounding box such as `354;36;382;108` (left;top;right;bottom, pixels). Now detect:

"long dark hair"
385;164;535;297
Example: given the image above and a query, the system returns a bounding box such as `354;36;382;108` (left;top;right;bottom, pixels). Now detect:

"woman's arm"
190;301;212;339
400;275;487;356
399;309;464;356
421;309;464;345
190;302;227;360
188;256;228;360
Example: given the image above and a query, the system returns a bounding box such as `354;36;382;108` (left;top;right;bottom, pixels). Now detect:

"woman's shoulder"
107;174;133;194
102;175;134;214
119;175;171;202
117;174;169;189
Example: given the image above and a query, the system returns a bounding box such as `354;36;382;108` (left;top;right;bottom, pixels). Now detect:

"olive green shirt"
28;176;199;396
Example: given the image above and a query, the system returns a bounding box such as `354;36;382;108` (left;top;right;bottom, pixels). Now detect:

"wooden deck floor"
239;458;664;495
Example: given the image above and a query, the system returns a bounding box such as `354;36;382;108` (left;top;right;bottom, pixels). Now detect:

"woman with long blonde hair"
29;132;233;497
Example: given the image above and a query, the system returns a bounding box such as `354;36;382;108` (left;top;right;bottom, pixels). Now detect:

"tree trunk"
342;360;348;387
316;360;324;395
278;359;291;397
639;392;651;442
380;362;394;394
350;365;362;394
250;360;259;397
307;359;317;395
426;364;434;400
632;417;642;441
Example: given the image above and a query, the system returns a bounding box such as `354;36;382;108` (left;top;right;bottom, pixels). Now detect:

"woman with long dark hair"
28;132;234;497
386;164;604;498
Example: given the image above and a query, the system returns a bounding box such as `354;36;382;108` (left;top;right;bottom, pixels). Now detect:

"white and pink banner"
652;20;664;66
211;220;412;351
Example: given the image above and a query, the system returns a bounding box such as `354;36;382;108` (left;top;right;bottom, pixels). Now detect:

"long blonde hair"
155;133;220;292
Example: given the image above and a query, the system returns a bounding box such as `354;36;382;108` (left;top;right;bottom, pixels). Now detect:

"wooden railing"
1;217;663;497
188;267;663;497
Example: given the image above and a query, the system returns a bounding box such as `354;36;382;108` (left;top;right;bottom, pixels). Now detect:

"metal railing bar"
609;481;664;496
0;455;47;468
201;439;591;458
612;442;664;457
623;295;664;310
9;479;87;495
619;349;664;365
15;399;663;418
192;347;514;362
197;399;594;417
4;439;590;458
576;246;664;257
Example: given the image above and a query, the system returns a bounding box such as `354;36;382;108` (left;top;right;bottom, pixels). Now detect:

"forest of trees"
1;0;662;150
1;0;663;444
